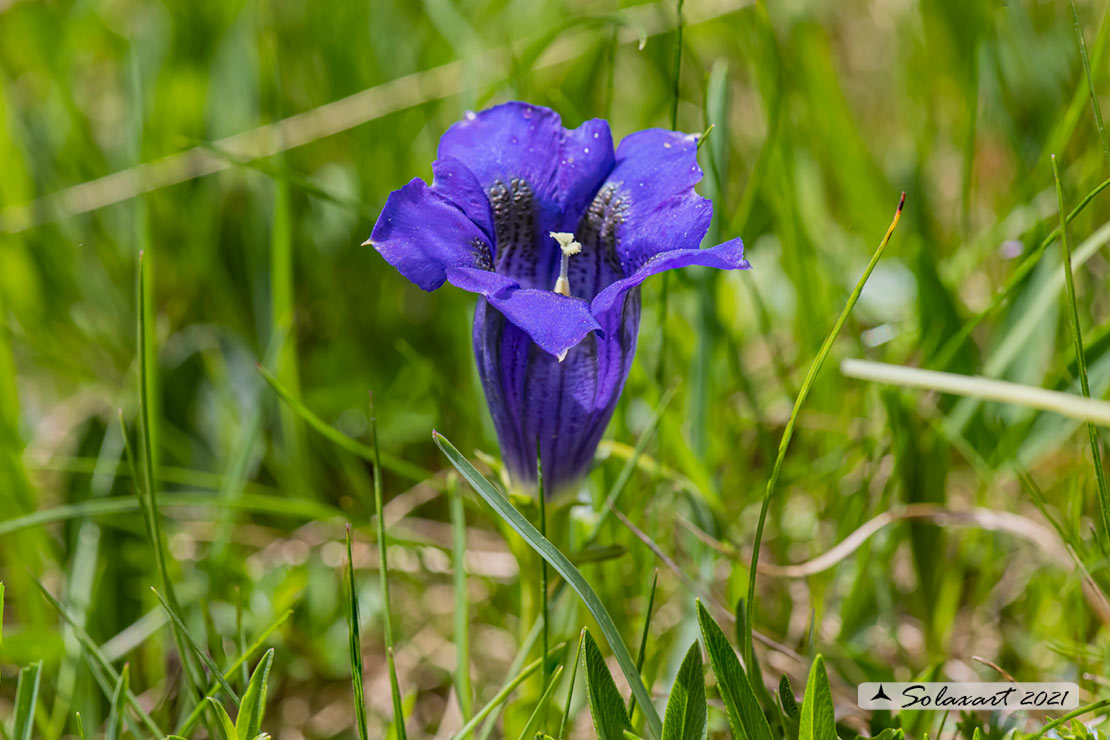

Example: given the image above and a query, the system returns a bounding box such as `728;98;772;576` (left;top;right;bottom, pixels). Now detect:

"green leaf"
13;660;43;740
345;526;369;740
661;641;707;740
779;675;799;720
515;665;564;740
236;648;275;740
798;655;836;740
779;675;800;740
695;600;772;740
434;431;662;738
584;629;633;740
205;697;237;740
151;587;239;704
105;664;130;740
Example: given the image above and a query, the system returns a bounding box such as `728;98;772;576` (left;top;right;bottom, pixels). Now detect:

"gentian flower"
367;102;749;493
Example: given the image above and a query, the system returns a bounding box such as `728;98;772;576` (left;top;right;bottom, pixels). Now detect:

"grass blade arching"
743;193;905;667
434;431;664;738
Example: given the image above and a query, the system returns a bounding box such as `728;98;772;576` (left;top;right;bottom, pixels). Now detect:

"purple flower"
367;102;750;493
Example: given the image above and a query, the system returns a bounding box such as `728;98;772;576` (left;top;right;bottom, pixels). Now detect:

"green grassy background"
3;0;1110;737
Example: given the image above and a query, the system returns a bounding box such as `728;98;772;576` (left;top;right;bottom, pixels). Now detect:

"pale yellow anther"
550;231;582;296
550;231;582;256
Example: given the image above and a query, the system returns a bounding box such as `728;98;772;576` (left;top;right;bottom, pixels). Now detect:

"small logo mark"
871;684;891;702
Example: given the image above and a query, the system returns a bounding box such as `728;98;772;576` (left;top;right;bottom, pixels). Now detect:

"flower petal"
438;102;615;289
473;288;640;493
590;238;750;320
583;128;713;275
446;266;601;359
431;155;495;241
368;178;494;291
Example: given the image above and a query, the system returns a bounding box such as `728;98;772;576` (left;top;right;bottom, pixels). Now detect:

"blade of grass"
0;490;341;537
151;587;240;703
559;631;586;740
1030;698;1110;738
627;570;659;722
370;395;407;740
345;525;369;740
538;441;550;689
175;609;294;736
743;193;905;667
33;577;164;737
516;665;565;740
132;255;201;700
235;648;274;740
104;664;129;740
449;474;473;721
477;617;542;740
931;176;1110;371
13;661;42;740
257;365;434;485
451;643;567;740
841;358;1110;427
1070;0;1110;164
1052;155;1110;544
434;431;664;739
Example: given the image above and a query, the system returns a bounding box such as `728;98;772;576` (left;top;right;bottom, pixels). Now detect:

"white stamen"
550;231;581;296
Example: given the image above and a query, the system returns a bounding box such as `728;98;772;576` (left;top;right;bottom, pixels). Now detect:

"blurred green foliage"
4;0;1110;737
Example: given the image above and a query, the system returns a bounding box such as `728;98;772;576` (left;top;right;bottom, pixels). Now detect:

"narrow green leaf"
120;408;199;701
734;598;773;716
449;475;473;720
451;642;565;740
584;629;633;740
370;396;407;740
628;570;659;720
235;648;275;740
75;712;85;740
151;587;240;704
34;578;164;737
434;431;663;738
206;697;238;740
13;660;43;740
175;610;293;736
797;656;836;740
745;194;905;666
345;525;369;740
695;600;772;740
105;664;129;740
661;642;707;740
516;665;564;740
1069;0;1110;164
1052;154;1110;543
0;581;5;644
558;631;585;740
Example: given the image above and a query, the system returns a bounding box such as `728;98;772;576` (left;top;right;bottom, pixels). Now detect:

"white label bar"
857;682;1079;711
